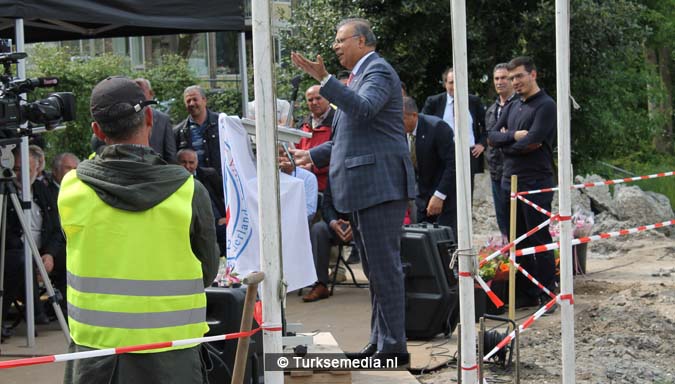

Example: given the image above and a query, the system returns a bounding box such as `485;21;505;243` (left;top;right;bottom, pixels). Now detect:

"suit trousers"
350;199;408;353
310;221;359;285
310;221;334;285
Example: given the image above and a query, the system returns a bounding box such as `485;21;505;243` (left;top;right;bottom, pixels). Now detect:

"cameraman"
59;76;219;384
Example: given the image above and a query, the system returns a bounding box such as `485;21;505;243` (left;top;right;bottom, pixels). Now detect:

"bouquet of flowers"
549;206;595;240
477;235;510;282
572;208;594;238
550;207;595;275
214;258;242;287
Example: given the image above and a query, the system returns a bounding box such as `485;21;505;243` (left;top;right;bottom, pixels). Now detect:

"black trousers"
503;177;557;299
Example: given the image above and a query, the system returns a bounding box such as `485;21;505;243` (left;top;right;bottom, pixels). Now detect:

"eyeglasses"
509;72;530;81
333;34;360;45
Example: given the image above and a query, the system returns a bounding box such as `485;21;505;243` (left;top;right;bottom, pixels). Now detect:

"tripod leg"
0;193;7;342
9;193;70;343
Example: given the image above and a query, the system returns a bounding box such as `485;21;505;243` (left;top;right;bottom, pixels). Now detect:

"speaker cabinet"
400;223;458;339
204;287;263;384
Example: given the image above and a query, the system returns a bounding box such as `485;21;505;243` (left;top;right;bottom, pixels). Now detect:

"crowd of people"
1;16;558;382
288;18;558;365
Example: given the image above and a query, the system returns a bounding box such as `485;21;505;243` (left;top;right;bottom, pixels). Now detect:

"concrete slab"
0;321;68;384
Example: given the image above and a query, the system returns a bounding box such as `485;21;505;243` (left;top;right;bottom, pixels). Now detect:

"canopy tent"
0;0;246;43
0;0;247;349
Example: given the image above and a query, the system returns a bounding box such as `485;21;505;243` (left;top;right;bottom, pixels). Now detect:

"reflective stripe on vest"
58;171;207;352
67;304;206;329
66;271;204;297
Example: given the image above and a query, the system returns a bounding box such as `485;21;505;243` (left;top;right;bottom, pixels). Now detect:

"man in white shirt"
421;68;487;194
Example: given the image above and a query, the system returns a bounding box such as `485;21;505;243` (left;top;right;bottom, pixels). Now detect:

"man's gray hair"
12;144;43;163
338;18;377;47
493;63;509;73
403;96;418;114
177;148;198;159
183;85;206;99
28;144;44;163
52;152;79;172
98;103;147;141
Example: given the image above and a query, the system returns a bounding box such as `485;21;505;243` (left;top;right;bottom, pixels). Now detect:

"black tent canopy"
0;0;245;43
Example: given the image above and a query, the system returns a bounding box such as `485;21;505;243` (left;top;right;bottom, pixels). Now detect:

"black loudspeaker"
204;287;263;384
400;223;459;339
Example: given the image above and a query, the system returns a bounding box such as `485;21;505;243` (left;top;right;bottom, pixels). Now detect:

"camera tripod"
0;144;70;345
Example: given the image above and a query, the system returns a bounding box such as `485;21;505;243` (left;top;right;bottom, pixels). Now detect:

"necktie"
347;73;354;86
408;133;417;169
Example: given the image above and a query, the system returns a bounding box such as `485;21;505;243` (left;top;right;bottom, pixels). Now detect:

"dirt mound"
517;280;675;383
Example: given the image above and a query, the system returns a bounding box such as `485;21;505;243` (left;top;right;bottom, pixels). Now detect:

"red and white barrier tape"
515;194;553;217
0;323;282;369
511;260;556;299
480;216;555;267
515;219;675;257
461;270;505;308
483;296;561;361
516;171;674;196
475;274;505;308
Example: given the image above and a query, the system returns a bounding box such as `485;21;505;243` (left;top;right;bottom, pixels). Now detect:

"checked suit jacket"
309;52;415;213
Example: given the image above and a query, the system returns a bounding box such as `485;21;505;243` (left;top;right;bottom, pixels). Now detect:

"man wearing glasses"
487;56;558;313
289;18;414;363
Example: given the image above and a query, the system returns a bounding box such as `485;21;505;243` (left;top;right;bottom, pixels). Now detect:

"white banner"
219;114;316;292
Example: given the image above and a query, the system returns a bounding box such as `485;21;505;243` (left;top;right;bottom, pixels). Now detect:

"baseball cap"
90;76;157;124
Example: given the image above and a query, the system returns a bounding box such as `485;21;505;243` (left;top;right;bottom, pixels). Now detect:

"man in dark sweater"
487;56;557;311
485;63;516;241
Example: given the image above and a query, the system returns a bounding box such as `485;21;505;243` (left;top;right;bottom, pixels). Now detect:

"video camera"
0;51;76;138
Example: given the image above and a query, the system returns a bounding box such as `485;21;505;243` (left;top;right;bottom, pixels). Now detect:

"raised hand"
291;52;329;82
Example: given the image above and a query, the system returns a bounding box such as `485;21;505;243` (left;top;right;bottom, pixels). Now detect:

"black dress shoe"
35;312;51;325
540;293;558;315
1;325;12;342
346;252;360;265
344;343;377;359
515;294;539;309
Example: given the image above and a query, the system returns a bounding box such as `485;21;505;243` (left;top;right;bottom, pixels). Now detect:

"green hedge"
26;45;198;161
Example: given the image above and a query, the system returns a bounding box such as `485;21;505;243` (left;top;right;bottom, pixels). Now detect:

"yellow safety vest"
58;171;208;352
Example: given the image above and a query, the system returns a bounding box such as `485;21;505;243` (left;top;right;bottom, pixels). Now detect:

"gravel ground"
416;237;675;384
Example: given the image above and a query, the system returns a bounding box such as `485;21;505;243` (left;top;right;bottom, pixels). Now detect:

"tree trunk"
177;34;200;59
647;46;674;154
656;46;673;154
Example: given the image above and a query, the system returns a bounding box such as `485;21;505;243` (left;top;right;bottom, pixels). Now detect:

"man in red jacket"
295;85;334;192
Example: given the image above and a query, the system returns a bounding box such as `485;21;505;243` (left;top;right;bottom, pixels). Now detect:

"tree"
641;0;675;155
282;0;670;173
27;46;197;161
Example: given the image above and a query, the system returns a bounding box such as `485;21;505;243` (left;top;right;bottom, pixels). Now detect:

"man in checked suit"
403;96;457;239
422;68;486;194
290;18;415;361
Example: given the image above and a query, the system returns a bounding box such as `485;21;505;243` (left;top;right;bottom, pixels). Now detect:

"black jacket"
484;94;515;181
6;180;66;282
487;90;557;183
173;109;222;174
421;92;486;174
195;166;225;219
413;114;456;202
